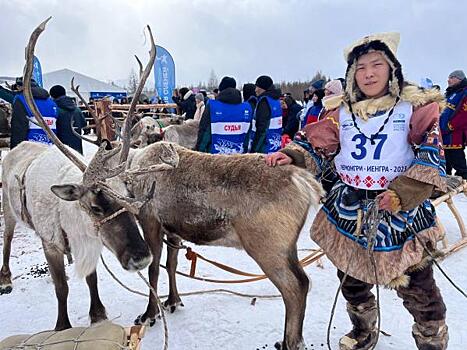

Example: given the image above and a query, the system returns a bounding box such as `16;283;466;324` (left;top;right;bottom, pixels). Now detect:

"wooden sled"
0;321;146;350
431;176;467;256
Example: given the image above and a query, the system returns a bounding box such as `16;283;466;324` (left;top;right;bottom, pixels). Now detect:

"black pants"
445;148;467;179
337;265;446;325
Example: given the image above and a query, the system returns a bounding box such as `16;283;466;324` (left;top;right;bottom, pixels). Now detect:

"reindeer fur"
124;142;324;350
0;141;152;330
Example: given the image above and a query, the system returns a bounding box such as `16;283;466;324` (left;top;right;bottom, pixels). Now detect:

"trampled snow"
0;143;466;349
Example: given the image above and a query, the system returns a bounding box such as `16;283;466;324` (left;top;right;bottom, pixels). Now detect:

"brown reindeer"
123;142;324;350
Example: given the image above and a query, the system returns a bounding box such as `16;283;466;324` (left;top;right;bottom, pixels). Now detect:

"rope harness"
327;199;382;350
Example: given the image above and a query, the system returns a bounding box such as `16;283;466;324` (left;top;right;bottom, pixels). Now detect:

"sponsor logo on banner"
154;46;175;105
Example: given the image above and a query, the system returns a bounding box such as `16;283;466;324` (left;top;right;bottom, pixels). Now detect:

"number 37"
351;134;387;160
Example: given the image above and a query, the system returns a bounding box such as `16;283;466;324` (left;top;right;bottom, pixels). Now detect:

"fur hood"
323;85;445;120
183;90;194;100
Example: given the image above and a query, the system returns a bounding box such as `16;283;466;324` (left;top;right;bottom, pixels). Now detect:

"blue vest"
210;100;253;154
250;95;283;153
15;94;58;145
440;88;466;132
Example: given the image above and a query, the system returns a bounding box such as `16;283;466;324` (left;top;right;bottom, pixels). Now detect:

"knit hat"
195;92;204;102
343;32;404;104
255;75;274;91
449;70;465;81
324;79;343;96
218;76;236;91
50;85;66;99
310;79;325;91
242;83;256;101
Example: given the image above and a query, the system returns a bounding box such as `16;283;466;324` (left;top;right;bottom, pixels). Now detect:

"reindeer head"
50;180;152;273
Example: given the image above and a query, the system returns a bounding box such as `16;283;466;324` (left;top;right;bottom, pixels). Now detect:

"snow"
1;143;466;349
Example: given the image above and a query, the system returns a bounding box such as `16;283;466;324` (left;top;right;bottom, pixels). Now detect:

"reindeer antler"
71;77;102;143
119;25;157;165
135;55;143;79
23;17;87;173
70;112;100;146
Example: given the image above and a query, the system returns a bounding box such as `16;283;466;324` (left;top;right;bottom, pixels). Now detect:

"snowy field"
0;144;466;349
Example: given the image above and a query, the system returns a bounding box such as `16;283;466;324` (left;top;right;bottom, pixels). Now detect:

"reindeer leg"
236;220;308;350
0;209;15;295
42;241;72;331
86;270;107;323
134;211;163;327
163;233;184;312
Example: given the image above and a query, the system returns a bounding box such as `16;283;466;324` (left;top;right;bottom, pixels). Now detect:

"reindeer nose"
127;254;153;271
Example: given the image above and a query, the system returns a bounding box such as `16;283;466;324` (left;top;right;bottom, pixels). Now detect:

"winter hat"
242;83;256;101
195;92;204;102
449;70;466;81
310;79;325;91
218;76;236;91
343;32;404;104
255;75;274;91
50;85;66;99
324;79;343;96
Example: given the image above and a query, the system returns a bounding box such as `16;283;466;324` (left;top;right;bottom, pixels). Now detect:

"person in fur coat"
266;33;448;350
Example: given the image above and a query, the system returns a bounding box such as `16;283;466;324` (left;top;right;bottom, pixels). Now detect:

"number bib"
334;101;414;189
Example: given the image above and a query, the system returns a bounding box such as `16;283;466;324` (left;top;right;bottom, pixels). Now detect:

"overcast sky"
0;0;464;89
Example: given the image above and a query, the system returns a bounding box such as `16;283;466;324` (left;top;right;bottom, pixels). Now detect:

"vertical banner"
154;45;175;104
33;56;43;87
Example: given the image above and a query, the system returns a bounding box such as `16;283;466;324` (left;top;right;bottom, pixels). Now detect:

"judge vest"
15;94;57;146
249;96;282;153
210;100;252;154
334;101;414;190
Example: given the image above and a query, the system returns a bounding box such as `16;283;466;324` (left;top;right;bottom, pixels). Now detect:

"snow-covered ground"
0;144;466;349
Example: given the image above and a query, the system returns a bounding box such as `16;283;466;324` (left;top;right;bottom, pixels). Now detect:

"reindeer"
121;142;324;350
0;18;157;332
162;119;199;149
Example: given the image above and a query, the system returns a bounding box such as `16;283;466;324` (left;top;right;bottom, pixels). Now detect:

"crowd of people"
0;80;86;154
0;30;466;350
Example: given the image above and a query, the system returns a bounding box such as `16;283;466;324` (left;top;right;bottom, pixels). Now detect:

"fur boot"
412;320;448;350
339;300;378;350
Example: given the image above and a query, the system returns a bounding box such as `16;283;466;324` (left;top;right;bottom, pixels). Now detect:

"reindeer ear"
50;184;86;201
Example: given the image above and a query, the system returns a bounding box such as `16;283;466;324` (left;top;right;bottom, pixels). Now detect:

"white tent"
42;68;126;101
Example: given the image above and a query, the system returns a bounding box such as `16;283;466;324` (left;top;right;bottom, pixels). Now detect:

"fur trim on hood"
183;90;194;100
323;85;445;120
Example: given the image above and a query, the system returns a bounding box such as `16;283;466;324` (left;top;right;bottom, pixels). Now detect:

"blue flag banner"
33;56;43;87
154;45;175;104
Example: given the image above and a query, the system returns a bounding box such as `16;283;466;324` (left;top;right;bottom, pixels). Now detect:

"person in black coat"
249;75;282;153
196;76;243;152
49;85;86;154
282;95;302;138
242;83;257;110
172;87;196;119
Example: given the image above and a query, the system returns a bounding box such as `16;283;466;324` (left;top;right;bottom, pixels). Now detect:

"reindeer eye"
90;205;104;215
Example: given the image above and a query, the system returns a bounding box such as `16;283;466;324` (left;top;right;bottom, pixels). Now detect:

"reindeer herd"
0;19;324;350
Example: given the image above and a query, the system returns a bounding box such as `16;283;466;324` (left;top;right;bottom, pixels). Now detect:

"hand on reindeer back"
265;152;292;167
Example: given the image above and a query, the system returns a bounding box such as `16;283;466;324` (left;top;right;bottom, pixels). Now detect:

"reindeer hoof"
163;300;184;313
0;285;12;295
274;340;306;350
134;313;159;327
